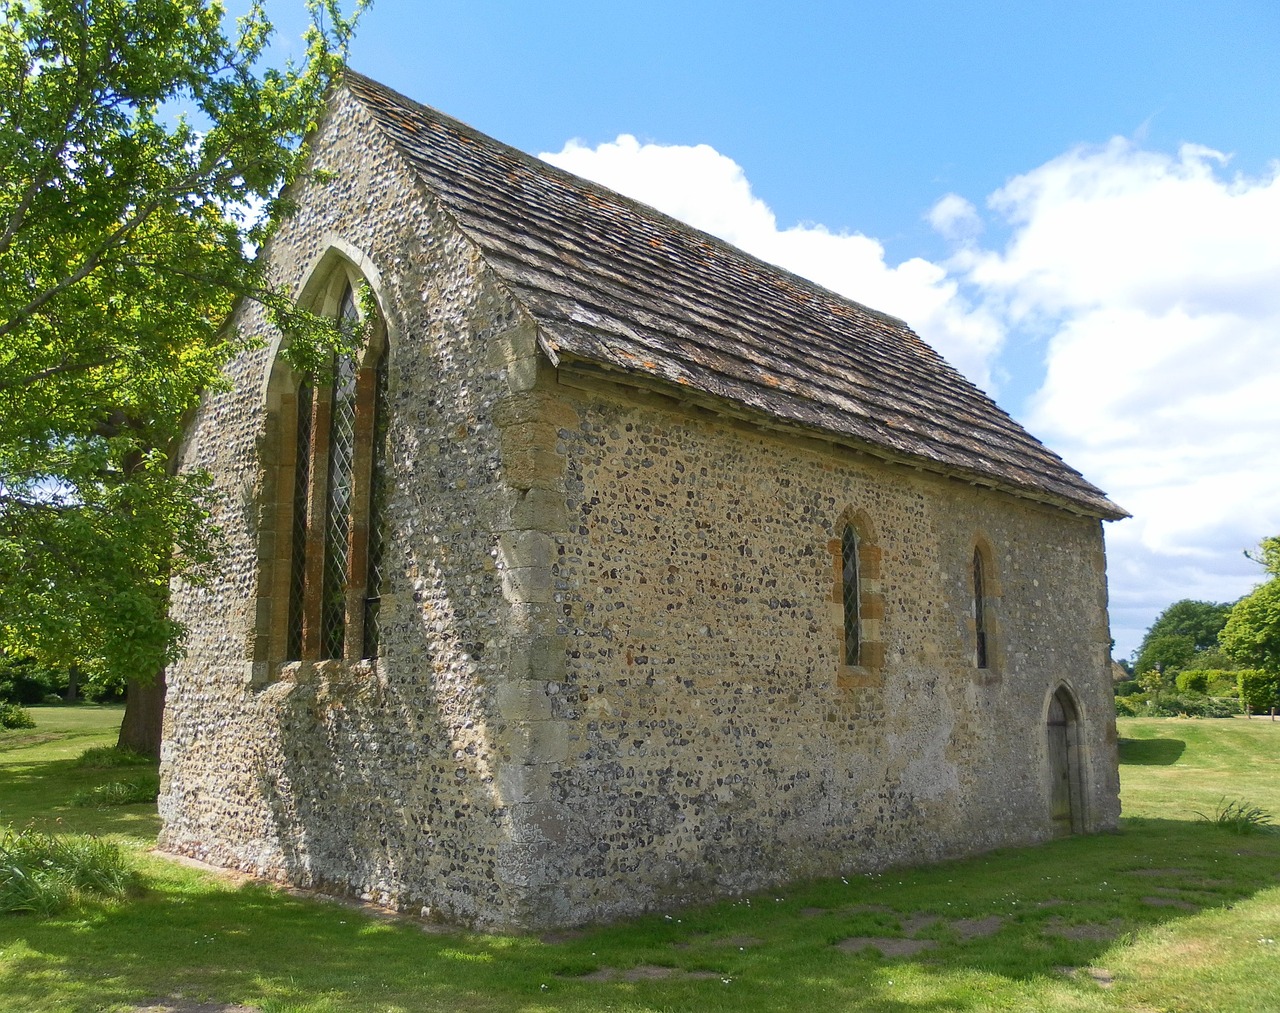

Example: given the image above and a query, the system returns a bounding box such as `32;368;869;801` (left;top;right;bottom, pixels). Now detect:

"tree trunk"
112;428;179;759
64;663;79;702
117;666;167;757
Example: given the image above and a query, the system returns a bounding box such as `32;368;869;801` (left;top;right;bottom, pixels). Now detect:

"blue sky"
244;0;1280;656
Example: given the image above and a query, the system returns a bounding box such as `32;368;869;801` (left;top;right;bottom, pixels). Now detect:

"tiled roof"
344;71;1126;520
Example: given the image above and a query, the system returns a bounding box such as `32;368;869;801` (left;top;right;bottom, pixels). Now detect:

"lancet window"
973;546;990;669
841;524;861;666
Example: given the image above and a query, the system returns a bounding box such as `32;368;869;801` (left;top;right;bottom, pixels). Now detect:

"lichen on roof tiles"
343;70;1127;521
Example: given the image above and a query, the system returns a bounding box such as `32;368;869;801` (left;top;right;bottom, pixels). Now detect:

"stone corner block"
499;719;570;765
495;679;554;722
498;530;555;570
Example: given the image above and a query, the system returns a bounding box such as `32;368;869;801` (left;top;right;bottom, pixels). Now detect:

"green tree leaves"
1133;599;1233;678
1221;579;1280;676
1219;537;1280;704
0;1;364;689
1134;633;1198;680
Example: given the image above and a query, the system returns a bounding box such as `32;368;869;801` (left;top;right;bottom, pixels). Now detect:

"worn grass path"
2;708;1279;1012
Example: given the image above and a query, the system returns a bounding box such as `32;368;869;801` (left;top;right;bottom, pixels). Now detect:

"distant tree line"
1126;536;1280;715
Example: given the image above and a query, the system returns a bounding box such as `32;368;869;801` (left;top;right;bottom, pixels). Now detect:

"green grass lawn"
3;708;1280;1012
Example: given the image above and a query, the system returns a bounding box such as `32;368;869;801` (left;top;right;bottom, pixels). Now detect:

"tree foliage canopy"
1141;599;1234;654
1133;598;1234;677
0;0;363;687
1246;535;1280;580
1220;537;1280;679
1221;579;1280;676
1134;633;1197;679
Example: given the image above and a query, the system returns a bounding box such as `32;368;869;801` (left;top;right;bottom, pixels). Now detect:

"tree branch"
0;355;113;392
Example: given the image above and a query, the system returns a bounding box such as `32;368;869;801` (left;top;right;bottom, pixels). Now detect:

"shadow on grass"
2;817;1278;1012
1118;737;1186;765
0;758;162;838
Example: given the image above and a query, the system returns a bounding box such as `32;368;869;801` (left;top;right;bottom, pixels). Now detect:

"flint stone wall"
160;89;1121;932
509;375;1120;926
160;89;550;927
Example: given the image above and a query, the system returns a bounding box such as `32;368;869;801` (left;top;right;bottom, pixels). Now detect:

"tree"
1141;599;1234;653
1221;581;1280;676
1134;633;1197;681
1246;535;1280;578
1220;536;1280;689
1236;668;1280;716
1132;598;1234;679
0;0;365;754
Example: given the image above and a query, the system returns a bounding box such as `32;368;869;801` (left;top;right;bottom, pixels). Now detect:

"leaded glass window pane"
974;548;989;669
320;286;361;659
362;347;389;660
286;383;313;660
842;525;860;666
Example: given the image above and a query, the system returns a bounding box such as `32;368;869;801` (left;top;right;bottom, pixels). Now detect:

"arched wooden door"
1047;687;1083;835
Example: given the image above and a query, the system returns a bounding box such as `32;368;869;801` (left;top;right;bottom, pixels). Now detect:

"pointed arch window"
841;524;861;665
970;538;1001;675
281;280;389;663
831;510;884;685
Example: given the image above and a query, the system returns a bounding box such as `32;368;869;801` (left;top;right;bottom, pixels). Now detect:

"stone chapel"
159;71;1127;931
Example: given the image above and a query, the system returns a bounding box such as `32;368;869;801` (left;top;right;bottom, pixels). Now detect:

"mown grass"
0;704;160;839
2;708;1279;1012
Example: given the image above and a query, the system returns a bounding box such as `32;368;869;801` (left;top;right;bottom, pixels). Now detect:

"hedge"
1175;671;1209;694
1238;669;1280;714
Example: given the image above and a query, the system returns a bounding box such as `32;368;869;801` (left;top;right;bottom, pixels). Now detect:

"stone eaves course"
343;70;1126;521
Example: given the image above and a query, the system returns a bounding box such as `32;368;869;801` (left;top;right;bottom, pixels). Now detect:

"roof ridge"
343;69;919;335
339;69;1126;520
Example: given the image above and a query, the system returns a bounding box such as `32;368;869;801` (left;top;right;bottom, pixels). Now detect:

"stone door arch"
1047;686;1084;835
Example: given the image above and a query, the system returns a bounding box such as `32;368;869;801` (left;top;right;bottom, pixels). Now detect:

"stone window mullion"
301;380;333;660
342;362;379;660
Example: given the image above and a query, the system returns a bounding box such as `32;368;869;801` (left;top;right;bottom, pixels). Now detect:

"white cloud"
542;136;1003;390
928;193;982;243
540;132;1280;657
954;139;1280;653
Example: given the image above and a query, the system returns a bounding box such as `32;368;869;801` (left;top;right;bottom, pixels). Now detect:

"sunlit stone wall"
507;378;1120;926
160;88;545;928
